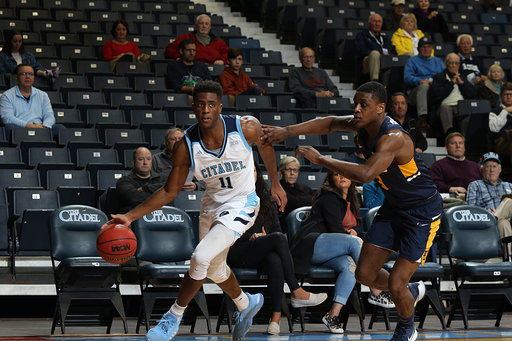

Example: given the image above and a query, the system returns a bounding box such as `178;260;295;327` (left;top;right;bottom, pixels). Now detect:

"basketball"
96;223;137;264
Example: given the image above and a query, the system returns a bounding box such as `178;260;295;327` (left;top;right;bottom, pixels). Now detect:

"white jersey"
184;115;259;234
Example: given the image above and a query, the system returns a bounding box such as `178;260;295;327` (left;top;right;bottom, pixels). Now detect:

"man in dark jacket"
355;13;395;82
383;0;406;31
116;146;167;213
167;39;212;94
430;53;477;135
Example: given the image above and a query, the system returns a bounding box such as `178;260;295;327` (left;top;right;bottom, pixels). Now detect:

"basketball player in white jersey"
110;80;287;341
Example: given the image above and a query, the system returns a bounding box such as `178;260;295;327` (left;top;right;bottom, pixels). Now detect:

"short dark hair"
193;80;223;101
3;30;24;54
179;38;196;50
501;82;512;97
228;47;243;60
356;81;387;103
13;63;34;75
110;20;130;38
391;91;407;100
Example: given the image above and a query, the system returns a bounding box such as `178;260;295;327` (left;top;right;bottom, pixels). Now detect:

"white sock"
234;292;249;311
168;302;187;317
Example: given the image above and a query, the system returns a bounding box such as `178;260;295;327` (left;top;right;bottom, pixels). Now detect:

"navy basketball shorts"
365;194;443;265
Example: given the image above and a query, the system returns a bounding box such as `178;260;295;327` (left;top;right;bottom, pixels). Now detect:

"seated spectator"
290;171;394;333
388;92;428;151
278;156;315;228
152;127;203;190
355;14;396;82
391;14;427;56
289;47;339;108
430;132;481;197
430;53;477;136
411;0;450;40
227;166;328;335
363;180;385;209
467;152;512;259
219;48;263;96
166;39;212;95
404;37;444;124
165;14;228;65
477;63;506;108
383;0;406;32
116;146;166;213
456;34;487;85
489;83;512;164
0;30;60;81
102;20;149;69
0;64;58;136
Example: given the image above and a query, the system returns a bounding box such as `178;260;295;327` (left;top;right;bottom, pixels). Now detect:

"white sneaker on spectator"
368;291;395;308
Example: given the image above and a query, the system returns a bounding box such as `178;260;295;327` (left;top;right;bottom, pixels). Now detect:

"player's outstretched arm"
110;140;191;226
261;115;358;145
241;116;287;211
296;132;404;183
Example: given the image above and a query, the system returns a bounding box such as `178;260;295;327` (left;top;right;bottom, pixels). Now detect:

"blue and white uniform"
184;114;260;282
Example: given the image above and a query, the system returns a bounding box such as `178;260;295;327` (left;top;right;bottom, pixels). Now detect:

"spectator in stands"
219;48;263;96
0;30;60;81
411;0;450;40
116;146;166;213
166;39;212;95
391;13;427;56
490;83;512;164
478;63;506;108
165;14;228;65
279;156;315;228
467;152;512;259
355;14;396;82
456;34;487;85
363;180;385;209
102;20;149;68
227;166;328;335
430;53;477;136
0;64;58;136
291;171;394;333
388;92;428;151
289;47;339;108
383;0;406;32
430;132;481;197
404;36;444;125
152;127;201;191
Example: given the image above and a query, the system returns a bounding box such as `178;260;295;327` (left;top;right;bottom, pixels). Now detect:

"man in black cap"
404;36;444;127
467;152;512;259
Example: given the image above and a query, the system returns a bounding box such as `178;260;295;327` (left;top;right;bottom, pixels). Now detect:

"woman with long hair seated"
227;165;327;335
290;170;394;334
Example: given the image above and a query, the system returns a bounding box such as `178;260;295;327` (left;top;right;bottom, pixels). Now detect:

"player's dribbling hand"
108;214;133;229
261;125;288;145
271;183;288;212
295;146;322;165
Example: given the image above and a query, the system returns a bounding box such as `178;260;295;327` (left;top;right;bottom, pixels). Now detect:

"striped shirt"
467;179;512;211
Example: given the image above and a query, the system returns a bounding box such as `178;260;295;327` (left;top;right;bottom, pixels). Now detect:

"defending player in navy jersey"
261;81;442;341
110;80;287;341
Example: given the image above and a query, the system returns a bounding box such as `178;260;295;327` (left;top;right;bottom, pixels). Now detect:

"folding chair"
132;206;211;333
49;205;128;334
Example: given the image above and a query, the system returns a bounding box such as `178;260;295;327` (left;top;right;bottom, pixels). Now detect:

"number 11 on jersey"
219;176;233;188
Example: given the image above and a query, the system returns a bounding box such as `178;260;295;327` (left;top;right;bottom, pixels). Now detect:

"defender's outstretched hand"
295;146;323;165
271;183;288;212
261;125;289;145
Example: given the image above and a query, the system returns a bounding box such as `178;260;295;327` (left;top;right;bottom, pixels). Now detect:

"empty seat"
316;97;352;113
53;75;91;91
134;76;167;93
236;95;273;111
152;93;190;109
284;134;323;150
82;33;111;46
43;0;75;9
68;22;103;34
19;9;53;21
28;147;74;186
130;110;171;134
124;12;157;24
111;1;141;12
86;109;129;130
58;128;104;160
241;65;267;78
327;131;356;152
297;171;326;189
264;66;291;79
114;62;152;76
249;50;283;65
150;129;169;149
89;11;121;23
60;46;97;60
76;148;123;186
47;169;91;190
92;76;131;93
0;169;42;206
141;23;174;36
67;91;108;109
110;92;151;110
77;0;107;10
11;127;56;159
53;108;84;127
46;33;81;46
54;10;87;21
173;110;198;128
32;21;67;33
24;45;58;59
96;169;131;191
76;61;112;75
104;128;146;148
0;147;25;169
259;112;297;127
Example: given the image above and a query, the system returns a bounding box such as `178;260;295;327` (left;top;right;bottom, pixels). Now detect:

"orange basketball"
96;223;137;264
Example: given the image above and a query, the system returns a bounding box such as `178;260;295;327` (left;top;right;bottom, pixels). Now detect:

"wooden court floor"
2;329;512;341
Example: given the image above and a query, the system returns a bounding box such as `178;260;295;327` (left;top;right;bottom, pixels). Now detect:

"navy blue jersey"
358;116;438;208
